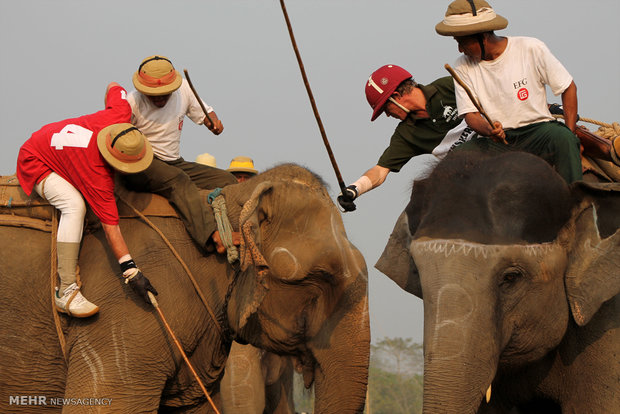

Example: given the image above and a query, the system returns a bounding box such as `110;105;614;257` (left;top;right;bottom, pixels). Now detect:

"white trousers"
35;172;86;243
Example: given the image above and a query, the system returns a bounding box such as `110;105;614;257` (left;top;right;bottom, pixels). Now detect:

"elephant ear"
375;210;423;298
562;201;620;326
235;181;274;330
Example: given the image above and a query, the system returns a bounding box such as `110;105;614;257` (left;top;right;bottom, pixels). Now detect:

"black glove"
120;260;158;305
337;185;359;212
125;269;158;305
548;103;580;121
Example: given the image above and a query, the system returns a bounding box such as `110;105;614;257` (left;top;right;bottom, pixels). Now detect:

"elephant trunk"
309;276;370;413
416;251;501;414
422;355;498;414
422;306;500;413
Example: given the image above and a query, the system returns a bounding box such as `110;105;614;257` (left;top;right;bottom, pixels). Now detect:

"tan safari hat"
132;55;182;96
227;156;258;174
435;0;508;37
195;152;217;167
97;123;153;174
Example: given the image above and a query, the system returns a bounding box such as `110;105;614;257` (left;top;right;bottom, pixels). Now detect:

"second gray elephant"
377;150;620;413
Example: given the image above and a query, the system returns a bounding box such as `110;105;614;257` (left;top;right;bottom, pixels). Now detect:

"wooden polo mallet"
445;63;508;145
183;69;215;130
147;292;221;414
279;0;348;194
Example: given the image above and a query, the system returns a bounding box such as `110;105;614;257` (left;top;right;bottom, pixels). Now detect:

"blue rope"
207;188;222;205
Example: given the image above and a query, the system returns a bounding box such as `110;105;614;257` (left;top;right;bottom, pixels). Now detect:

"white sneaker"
55;283;99;317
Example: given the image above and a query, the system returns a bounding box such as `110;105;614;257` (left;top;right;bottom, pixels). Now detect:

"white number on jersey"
50;124;93;150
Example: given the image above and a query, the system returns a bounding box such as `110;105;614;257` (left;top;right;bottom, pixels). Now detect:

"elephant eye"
500;267;525;288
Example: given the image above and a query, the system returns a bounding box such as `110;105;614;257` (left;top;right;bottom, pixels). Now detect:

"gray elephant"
220;342;295;414
0;164;370;413
376;150;620;413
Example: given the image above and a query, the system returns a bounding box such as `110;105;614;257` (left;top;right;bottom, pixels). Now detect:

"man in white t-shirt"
435;0;582;183
123;55;238;253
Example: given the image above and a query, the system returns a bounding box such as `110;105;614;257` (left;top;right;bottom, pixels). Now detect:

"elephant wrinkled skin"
0;164;370;413
376;151;620;414
220;342;295;414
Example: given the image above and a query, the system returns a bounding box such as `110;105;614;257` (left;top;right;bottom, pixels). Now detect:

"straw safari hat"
132;55;182;96
97;123;153;174
195;152;217;167
435;0;508;37
227;156;258;174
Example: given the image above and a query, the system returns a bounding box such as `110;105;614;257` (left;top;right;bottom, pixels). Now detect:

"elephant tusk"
486;384;492;403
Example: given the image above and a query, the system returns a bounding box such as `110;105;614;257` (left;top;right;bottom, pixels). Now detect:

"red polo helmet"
365;64;412;121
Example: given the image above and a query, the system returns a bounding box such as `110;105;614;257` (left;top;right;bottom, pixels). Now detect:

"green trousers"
456;120;583;184
123;157;237;248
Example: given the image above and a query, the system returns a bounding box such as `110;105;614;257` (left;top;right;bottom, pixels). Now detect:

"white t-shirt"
128;78;214;161
453;36;573;130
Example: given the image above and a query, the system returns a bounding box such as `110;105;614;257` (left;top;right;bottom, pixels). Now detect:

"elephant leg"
63;341;167;413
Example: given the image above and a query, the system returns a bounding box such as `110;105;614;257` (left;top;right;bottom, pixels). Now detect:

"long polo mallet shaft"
184;69;215;129
147;292;221;414
444;63;507;145
279;0;347;193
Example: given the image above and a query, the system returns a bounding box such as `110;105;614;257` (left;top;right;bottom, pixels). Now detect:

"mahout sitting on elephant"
376;150;620;413
0;164;370;413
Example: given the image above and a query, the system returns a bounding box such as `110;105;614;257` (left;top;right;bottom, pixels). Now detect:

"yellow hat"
132;55;182;96
195;152;217;167
227;156;258;174
97;123;153;174
435;0;508;37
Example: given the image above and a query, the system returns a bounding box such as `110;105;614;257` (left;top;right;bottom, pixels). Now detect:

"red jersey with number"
16;85;131;225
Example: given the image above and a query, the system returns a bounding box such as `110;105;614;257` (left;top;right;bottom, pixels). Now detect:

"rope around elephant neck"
117;195;223;337
208;190;239;264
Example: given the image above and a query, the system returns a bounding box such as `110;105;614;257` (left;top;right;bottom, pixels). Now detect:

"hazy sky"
1;1;618;344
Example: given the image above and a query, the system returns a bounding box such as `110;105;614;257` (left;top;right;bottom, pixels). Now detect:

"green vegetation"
367;337;423;414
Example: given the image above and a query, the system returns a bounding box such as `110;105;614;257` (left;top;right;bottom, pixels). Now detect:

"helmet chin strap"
466;0;487;60
477;33;487;60
388;97;410;114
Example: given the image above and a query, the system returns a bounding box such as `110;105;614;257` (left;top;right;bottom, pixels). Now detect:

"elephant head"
376;151;620;413
221;164;370;413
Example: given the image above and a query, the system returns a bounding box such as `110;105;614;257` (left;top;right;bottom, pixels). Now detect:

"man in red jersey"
16;82;157;317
